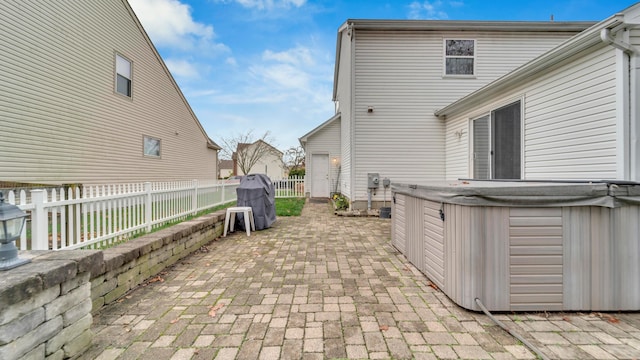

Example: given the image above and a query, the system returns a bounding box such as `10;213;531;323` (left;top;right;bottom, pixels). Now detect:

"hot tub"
391;180;640;311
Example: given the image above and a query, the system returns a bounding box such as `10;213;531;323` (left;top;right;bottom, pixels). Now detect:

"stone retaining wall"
0;210;226;360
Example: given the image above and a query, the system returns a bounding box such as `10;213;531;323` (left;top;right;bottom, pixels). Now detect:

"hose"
474;298;551;360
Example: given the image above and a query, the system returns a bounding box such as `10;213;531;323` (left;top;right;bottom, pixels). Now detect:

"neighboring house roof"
332;19;596;101
124;1;220;150
299;113;341;147
434;6;640;118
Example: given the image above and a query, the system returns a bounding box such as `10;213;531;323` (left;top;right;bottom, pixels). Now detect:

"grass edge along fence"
8;177;304;251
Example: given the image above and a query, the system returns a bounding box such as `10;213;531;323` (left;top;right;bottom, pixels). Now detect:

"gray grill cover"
235;174;276;230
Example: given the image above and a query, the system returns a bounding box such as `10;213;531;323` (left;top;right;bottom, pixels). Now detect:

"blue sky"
128;0;637;155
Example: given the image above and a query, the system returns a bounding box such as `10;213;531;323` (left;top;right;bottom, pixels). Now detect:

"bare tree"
283;146;305;173
218;131;279;175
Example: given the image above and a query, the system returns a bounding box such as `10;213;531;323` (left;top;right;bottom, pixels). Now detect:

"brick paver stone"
79;201;640;360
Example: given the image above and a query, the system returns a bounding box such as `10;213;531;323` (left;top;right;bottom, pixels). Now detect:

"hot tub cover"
392;180;640;208
236;174;276;230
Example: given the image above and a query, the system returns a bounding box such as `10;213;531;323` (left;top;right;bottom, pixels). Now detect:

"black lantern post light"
0;191;30;270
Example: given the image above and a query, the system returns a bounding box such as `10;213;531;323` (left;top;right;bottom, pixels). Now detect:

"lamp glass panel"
2;217;25;240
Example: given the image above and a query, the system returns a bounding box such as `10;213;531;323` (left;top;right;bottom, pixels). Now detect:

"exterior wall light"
0;191;30;270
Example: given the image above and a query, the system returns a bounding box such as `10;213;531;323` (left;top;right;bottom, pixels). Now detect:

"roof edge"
299;113;342;147
344;19;596;32
122;0;218;152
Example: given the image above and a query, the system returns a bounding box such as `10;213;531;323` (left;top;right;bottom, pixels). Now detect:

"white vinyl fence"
7;177;304;251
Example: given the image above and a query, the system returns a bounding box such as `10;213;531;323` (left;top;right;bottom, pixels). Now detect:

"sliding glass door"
472;101;521;179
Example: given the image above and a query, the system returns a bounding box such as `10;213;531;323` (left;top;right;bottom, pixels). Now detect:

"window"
143;136;160;157
115;54;132;97
445;39;475;76
472;101;521;179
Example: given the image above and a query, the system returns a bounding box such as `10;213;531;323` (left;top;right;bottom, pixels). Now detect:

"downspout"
601;28;638;180
349;24;356;210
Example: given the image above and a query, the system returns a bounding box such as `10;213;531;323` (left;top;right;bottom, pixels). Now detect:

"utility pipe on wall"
601;27;640;181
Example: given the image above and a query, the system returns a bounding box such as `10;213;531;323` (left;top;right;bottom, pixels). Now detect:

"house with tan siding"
437;4;640;182
302;19;593;208
0;0;219;186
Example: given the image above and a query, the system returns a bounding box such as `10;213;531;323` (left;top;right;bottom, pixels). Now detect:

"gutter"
344;19;594;32
600;28;638;53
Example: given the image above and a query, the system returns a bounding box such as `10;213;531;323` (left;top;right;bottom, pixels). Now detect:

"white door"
311;154;329;198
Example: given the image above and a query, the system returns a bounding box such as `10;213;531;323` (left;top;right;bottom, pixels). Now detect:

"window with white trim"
444;39;475;76
471;101;521;179
143;136;161;157
115;54;132;97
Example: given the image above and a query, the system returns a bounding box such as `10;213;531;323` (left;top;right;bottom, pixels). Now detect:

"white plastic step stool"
223;207;255;237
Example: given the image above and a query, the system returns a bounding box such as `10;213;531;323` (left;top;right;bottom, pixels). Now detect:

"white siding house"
437;4;640;182
306;19;592;208
0;0;219;186
299;113;341;197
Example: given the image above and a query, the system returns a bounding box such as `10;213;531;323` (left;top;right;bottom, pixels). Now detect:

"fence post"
145;182;152;232
192;179;198;215
31;190;48;250
221;182;226;204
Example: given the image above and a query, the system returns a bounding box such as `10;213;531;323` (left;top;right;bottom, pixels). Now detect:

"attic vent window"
115;54;132;97
444;39;475;76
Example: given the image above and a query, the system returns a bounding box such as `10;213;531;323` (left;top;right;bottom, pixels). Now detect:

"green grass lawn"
275;197;305;216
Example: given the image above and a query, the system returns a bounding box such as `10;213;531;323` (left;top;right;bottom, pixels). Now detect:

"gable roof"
123;0;220;150
299;113;341;147
332;19;596;101
435;4;640;118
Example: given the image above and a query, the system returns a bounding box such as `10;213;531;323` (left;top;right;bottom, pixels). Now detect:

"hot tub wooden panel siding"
424;200;445;289
611;206;640;309
392;193;406;253
563;207;592;310
392;182;640;311
405;196;425;274
444;205;510;311
509;208;563;311
481;207;511;311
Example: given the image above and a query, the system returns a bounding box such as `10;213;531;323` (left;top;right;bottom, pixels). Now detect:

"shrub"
289;168;305;177
332;193;349;210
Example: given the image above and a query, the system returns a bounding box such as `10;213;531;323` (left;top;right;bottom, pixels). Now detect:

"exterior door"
311;154;329;197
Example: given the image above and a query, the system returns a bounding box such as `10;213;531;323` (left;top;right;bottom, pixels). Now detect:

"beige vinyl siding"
305;120;341;195
337;30;353;198
0;1;217;185
445;44;617;180
353;30;576;201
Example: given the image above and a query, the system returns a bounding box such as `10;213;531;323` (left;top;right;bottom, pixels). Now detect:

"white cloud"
263;47;314;67
129;0;227;53
226;0;306;10
250;63;311;89
164;58;200;78
247;45;327;93
408;1;449;20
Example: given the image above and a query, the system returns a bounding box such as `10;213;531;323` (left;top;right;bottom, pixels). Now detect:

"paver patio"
82;200;640;359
